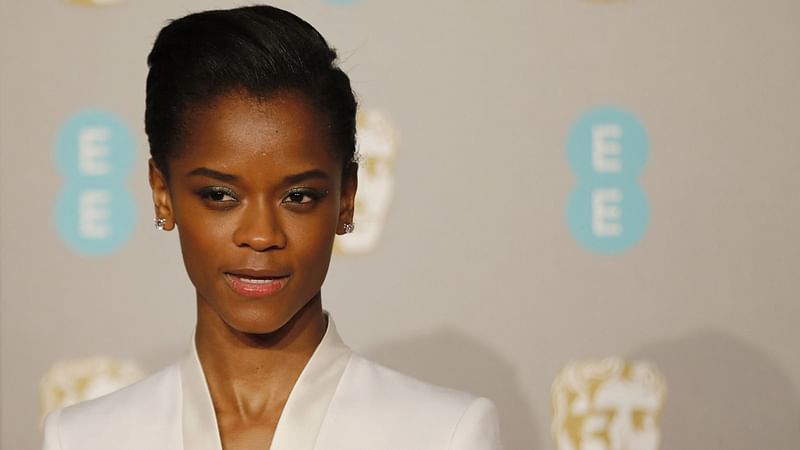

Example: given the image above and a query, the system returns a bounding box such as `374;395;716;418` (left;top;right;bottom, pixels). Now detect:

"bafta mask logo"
552;358;666;450
334;109;399;254
40;357;145;425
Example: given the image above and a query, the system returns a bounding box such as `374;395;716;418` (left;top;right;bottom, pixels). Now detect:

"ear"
148;158;176;231
336;163;358;235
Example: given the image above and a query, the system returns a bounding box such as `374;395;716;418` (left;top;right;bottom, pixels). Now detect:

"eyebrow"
187;167;330;185
283;169;330;184
187;167;239;182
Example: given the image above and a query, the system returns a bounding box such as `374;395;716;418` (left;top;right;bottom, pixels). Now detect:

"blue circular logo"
566;107;650;254
54;110;137;256
55;110;135;181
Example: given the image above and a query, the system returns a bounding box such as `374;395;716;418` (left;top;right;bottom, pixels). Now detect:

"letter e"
79;190;111;239
592;124;622;173
78;127;111;176
592;188;622;237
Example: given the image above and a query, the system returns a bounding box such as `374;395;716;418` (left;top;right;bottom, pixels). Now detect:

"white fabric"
42;318;503;450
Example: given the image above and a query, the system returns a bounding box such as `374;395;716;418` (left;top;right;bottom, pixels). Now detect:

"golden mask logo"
552;358;666;450
334;109;399;254
66;0;121;6
40;357;144;425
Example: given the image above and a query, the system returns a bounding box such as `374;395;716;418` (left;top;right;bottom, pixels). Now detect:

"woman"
42;5;502;450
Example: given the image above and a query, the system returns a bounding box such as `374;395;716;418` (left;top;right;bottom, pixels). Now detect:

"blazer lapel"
178;315;351;450
269;318;352;450
180;346;224;450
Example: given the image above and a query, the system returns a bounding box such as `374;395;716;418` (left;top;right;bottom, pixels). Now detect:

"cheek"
286;212;338;270
177;215;232;284
290;218;336;255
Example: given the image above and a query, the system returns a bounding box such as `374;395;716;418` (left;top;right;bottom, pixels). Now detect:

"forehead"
170;91;339;178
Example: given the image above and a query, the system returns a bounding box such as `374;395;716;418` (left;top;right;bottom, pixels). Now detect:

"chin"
223;309;293;336
224;297;320;337
198;285;322;337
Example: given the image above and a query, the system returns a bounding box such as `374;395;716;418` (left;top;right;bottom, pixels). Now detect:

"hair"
144;5;358;179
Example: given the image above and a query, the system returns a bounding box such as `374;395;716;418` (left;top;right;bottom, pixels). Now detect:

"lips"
224;270;289;298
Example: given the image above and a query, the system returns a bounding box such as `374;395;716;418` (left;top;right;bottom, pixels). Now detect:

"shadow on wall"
365;329;537;450
631;330;800;450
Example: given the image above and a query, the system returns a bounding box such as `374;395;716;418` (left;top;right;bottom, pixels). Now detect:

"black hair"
144;5;357;179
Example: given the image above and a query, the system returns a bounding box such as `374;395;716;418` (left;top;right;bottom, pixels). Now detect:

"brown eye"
198;187;237;203
286;192;311;204
282;188;326;205
209;191;228;201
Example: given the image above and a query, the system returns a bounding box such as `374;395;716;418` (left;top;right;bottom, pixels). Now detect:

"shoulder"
42;362;182;450
343;354;475;411
318;354;503;450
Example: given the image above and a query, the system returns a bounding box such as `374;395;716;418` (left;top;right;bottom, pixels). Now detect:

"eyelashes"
198;186;237;203
196;186;329;208
283;187;328;205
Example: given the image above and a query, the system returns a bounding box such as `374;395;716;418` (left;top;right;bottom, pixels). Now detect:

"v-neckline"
179;316;352;450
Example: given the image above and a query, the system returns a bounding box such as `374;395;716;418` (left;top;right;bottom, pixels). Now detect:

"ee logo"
566;107;650;254
54;110;137;256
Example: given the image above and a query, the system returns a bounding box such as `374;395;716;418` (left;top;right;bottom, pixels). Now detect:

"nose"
232;201;287;251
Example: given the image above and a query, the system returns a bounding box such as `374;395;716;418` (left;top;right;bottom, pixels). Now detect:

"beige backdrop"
2;0;799;449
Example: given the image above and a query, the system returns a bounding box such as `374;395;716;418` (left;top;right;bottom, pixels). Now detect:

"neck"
194;295;327;419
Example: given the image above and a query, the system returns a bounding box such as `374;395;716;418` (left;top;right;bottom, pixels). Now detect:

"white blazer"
42;318;503;450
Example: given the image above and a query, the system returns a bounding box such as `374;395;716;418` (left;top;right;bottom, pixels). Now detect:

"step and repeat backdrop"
2;1;799;449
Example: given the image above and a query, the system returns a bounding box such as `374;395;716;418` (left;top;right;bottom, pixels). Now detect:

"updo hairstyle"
144;5;358;180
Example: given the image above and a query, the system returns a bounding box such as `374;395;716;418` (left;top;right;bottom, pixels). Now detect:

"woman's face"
149;91;356;334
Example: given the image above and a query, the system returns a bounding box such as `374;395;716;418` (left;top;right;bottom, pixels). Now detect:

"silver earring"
154;217;167;231
343;223;355;234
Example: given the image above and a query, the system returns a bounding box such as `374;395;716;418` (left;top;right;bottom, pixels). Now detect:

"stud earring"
154;217;167;231
343;223;355;234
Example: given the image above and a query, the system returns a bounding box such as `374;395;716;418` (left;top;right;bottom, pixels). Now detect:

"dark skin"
148;91;357;450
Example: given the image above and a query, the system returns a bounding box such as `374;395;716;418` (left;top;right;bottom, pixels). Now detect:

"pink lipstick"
224;273;288;297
